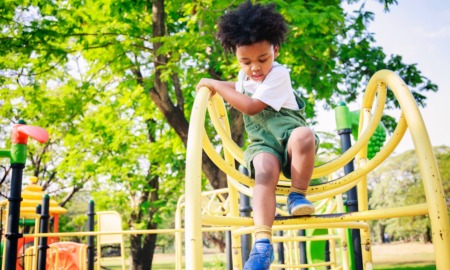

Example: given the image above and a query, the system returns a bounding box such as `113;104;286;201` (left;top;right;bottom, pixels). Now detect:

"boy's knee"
254;163;280;181
253;155;280;183
290;127;315;149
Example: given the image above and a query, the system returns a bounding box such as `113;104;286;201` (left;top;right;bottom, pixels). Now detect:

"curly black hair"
217;1;288;53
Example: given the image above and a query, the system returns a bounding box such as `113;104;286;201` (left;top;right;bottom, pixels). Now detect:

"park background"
317;0;450;154
0;0;449;269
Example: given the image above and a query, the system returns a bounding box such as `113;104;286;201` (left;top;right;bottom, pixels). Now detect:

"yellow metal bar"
203;110;408;200
184;86;211;269
174;194;184;270
308;114;408;197
329;227;338;269
24;246;36;270
24;226;233;239
203;132;256;187
286;233;295;266
205;86;394;192
208;95;245;165
336;193;350;270
180;70;448;269
201;203;428;227
272;235;341;242
231;222;370;237
212;94;245;268
272;261;335;268
208;94;293;182
367;70;450;269
175;188;230;269
355;96;374;270
1;206;9;270
313;84;386;179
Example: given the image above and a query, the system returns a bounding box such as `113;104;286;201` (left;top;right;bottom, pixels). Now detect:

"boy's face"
236;40;279;82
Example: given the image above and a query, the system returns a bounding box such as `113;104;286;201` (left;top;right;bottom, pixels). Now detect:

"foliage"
0;0;438;193
0;0;441;267
368;146;450;243
434;146;450;197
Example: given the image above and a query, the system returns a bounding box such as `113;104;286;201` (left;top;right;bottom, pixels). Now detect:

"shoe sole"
290;204;315;216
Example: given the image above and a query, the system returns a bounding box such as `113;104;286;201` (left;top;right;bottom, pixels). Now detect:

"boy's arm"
196;78;267;115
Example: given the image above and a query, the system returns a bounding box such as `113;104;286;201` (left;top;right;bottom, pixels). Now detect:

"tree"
368;146;450;243
0;0;439;268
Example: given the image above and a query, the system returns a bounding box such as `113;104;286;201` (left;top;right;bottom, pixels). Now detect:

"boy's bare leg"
244;152;278;268
286;127;316;215
287;127;316;190
252;152;280;234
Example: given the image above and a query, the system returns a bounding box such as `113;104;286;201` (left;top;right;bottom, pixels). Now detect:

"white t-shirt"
235;62;299;111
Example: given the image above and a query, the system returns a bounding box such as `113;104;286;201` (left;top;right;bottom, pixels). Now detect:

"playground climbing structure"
184;69;450;269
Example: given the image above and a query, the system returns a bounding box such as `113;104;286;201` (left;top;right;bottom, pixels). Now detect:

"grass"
153;262;226;270
152;252;226;269
151;256;436;270
374;263;436;270
150;242;438;269
151;261;436;270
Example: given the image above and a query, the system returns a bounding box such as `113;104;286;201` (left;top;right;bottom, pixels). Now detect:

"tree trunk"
379;223;387;243
129;167;159;270
130;233;157;270
130;2;246;267
425;225;432;243
150;0;231;190
203;232;226;252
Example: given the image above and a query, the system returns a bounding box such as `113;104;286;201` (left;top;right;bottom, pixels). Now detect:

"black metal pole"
34;204;42;270
225;231;233;270
239;166;252;264
37;195;50;270
325;240;331;270
298;229;308;270
276;229;285;269
339;128;363;270
87;200;95;270
335;103;363;270
4;163;25;270
0;207;3;242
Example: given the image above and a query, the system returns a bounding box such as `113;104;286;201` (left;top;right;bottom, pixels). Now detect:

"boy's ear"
274;45;279;58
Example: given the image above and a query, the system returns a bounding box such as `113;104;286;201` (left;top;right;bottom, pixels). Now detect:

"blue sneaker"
243;238;274;270
287;192;315;216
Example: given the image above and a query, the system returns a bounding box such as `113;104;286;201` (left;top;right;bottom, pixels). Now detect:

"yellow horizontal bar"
272;235;341;243
272;261;335;268
202;203;428;227
23;226;232;238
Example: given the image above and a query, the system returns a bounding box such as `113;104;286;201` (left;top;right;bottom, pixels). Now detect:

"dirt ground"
371;241;436;264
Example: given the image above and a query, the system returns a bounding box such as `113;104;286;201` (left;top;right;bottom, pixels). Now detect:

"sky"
315;0;450;153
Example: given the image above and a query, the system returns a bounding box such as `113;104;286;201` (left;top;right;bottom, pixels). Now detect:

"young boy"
196;2;318;269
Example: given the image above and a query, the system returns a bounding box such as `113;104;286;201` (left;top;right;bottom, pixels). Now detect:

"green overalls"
243;91;319;179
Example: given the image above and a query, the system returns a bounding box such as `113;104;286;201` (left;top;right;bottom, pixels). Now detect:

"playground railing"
184;69;450;269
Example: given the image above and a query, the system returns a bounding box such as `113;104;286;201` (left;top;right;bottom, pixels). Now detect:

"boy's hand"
196;78;217;96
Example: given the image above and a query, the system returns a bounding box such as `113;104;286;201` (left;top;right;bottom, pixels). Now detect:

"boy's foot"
287;192;315;216
243;238;274;270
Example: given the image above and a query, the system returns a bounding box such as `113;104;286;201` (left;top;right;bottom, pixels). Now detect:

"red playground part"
46;242;87;270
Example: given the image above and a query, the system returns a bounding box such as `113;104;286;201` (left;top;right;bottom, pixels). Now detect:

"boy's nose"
251;64;261;71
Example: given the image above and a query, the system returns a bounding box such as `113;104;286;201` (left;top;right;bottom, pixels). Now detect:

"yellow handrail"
184;70;450;269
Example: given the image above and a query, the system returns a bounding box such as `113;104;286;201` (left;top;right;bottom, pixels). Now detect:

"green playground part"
305;105;388;269
306;228;329;269
305;211;356;270
349;110;387;160
335;101;352;130
19;219;36;227
305;203;333;270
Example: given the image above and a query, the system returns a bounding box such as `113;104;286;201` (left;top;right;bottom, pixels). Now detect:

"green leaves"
0;1;441;262
368;146;449;242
